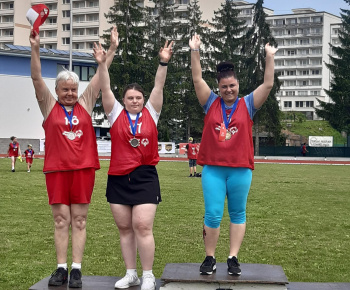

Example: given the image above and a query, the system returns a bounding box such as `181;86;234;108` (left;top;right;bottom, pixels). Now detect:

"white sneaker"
27;170;30;173
114;273;140;289
141;273;156;290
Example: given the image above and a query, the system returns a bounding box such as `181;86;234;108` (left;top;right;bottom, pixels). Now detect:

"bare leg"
132;204;157;270
71;204;89;263
11;156;16;169
110;204;137;269
229;223;246;257
203;225;220;256
51;204;71;264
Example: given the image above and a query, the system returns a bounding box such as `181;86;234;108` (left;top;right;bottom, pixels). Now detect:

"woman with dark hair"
7;136;21;172
93;39;173;290
189;34;277;276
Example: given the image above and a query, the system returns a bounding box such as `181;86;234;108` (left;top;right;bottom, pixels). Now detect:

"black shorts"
106;165;161;205
189;159;197;167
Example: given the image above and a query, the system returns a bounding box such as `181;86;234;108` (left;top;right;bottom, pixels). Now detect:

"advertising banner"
309;136;333;147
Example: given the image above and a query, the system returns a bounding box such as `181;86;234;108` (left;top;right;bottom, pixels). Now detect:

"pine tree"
240;0;282;152
102;0;150;99
315;1;350;135
170;0;208;141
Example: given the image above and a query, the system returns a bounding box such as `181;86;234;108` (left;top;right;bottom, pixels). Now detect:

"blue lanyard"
221;97;239;129
59;103;74;130
12;142;17;149
126;110;140;136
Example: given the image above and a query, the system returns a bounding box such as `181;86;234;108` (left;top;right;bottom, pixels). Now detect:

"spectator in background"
24;144;35;173
301;143;308;156
185;137;198;177
7;136;21;172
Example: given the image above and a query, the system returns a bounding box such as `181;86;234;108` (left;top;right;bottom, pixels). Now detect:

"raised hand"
189;33;200;50
265;43;278;56
29;30;40;48
93;42;106;64
110;26;119;49
159;40;174;63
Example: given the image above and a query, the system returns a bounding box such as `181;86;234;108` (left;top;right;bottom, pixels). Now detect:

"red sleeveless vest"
108;108;159;175
187;143;198;160
43;102;100;172
197;97;254;170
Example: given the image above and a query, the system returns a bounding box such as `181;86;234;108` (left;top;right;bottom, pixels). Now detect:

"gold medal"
225;131;232;140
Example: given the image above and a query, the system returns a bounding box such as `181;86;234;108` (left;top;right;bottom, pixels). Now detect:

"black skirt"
106;165;161;205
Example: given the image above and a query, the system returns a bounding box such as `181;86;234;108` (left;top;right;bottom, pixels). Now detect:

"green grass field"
0;158;350;289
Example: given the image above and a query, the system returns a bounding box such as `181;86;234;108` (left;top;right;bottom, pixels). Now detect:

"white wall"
0;74;88;139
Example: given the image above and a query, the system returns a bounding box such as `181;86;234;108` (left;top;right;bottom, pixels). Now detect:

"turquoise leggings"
202;165;252;228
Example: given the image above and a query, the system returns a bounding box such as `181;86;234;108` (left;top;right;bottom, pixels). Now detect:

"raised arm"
189;34;211;106
93;42;116;115
29;30;55;119
252;43;278;109
148;40;174;113
88;26;119;99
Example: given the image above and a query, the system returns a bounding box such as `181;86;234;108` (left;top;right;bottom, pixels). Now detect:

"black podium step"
161;263;288;285
29;275;162;290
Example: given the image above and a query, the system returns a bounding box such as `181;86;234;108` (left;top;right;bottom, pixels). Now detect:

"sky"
246;0;350;17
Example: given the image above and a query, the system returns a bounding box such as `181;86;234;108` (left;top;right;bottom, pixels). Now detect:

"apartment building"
0;0;222;51
234;1;341;120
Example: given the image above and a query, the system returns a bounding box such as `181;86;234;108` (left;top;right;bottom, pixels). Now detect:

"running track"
2;154;349;165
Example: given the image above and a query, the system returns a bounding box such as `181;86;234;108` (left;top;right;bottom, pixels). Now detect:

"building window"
312;70;321;75
305;101;314;107
301;70;309;75
284;101;292;108
300;59;308;66
47;3;57;11
47;17;57;25
285;91;295;96
63;10;70;18
47;31;57;37
295;101;303;107
62;37;70;45
63;24;70;31
312;17;322;23
277;71;284;76
311;80;322;86
311;91;320;96
3;16;14;22
63;0;70;3
87;14;98;22
287;50;295;56
287;70;296;76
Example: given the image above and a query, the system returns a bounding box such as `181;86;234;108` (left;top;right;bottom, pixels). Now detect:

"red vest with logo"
108;108;160;175
25;149;35;160
42;102;100;172
9;142;19;157
187;143;198;160
197;97;254;170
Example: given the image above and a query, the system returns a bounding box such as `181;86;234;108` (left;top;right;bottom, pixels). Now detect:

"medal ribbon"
126;110;140;136
59;103;74;130
220;97;239;129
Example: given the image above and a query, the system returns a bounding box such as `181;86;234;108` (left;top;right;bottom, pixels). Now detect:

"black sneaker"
69;269;82;288
227;256;241;275
48;267;68;286
200;256;216;275
188;174;193;177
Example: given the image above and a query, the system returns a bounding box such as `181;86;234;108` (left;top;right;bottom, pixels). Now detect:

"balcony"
73;7;99;15
0;9;14;16
73;21;99;28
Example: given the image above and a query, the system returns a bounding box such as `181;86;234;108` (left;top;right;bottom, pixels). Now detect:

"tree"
171;0;208;141
207;0;247;66
99;0;151;111
315;1;350;135
240;0;282;153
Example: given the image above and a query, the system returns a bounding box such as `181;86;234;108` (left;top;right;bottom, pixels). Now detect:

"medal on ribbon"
126;110;141;148
220;98;238;141
59;103;75;141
